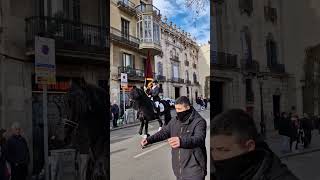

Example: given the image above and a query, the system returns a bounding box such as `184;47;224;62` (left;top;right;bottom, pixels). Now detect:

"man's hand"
168;137;180;148
141;138;148;147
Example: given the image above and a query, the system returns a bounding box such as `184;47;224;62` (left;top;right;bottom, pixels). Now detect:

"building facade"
110;0;161;105
154;19;201;103
211;0;290;129
199;43;210;99
0;0;108;174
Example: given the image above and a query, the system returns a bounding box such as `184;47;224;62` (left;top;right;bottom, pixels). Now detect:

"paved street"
266;131;320;179
110;109;210;180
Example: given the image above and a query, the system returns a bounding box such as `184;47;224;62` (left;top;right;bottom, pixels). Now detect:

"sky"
153;0;210;45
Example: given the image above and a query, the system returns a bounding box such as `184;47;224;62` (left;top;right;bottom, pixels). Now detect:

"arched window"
240;26;252;64
266;33;277;67
157;62;163;75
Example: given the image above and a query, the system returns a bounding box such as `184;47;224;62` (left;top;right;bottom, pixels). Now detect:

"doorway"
175;87;180;99
273;95;280;130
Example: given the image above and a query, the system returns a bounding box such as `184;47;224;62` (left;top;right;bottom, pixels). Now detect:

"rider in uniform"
148;80;161;119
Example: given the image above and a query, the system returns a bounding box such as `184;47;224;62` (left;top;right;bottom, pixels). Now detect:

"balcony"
185;60;189;66
211;51;238;69
25;16;107;61
170;55;179;62
136;4;161;17
264;6;277;23
154;74;166;82
239;0;253;16
136;4;162;56
269;63;285;73
185;80;191;84
110;27;139;49
241;60;259;73
194;81;200;86
117;0;136;16
118;66;145;81
171;77;184;83
193;63;197;69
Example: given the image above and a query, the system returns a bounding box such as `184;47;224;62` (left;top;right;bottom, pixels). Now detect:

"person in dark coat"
111;101;120;128
278;112;291;153
301;113;312;148
289;115;299;152
6;123;30;180
141;96;207;180
211;109;299;180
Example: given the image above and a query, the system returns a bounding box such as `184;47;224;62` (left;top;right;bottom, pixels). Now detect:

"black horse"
129;87;172;137
64;78;109;180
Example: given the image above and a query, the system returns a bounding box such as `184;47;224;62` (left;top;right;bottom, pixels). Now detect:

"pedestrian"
290;115;299;152
111;101;120;128
6;123;30;180
204;98;208;109
211;109;299;180
141;96;207;180
278;112;291;153
301;113;312;148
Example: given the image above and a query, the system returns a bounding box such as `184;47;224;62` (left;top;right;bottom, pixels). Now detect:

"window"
266;33;277;67
153;22;160;43
122;53;133;68
172;64;179;78
170;50;173;58
246;79;254;102
193;72;197;83
157;62;163;76
185;53;188;61
143;16;152;42
240;26;252;64
186;70;189;81
121;18;130;39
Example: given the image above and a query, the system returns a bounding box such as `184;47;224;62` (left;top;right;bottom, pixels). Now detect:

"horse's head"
129;87;143;102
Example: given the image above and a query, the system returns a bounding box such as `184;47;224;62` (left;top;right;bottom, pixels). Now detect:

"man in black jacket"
141;96;207;180
6;123;30;180
211;109;299;180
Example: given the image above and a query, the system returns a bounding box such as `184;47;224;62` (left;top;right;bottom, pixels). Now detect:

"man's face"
175;104;190;113
211;135;255;161
13;128;21;136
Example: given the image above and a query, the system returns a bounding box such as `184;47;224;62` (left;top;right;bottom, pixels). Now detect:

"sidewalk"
266;130;320;158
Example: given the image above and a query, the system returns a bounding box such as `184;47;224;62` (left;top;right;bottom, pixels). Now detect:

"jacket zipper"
179;126;183;179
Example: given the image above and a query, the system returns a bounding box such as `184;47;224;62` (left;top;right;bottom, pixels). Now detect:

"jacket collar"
180;107;196;125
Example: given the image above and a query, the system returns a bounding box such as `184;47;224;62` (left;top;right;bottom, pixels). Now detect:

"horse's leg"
164;110;171;126
158;116;163;131
139;118;144;135
145;120;150;137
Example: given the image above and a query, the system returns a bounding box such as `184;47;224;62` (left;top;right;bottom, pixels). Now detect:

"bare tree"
185;0;209;15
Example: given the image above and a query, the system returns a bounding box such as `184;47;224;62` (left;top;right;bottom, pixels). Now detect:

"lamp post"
257;74;266;137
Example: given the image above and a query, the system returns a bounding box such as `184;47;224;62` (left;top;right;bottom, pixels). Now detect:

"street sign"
35;36;56;85
121;73;128;87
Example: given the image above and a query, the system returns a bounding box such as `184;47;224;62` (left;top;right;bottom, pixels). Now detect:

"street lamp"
257;74;267;137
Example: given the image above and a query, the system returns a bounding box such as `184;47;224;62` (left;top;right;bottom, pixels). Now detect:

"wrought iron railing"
170;55;179;62
117;0;135;9
171;77;184;83
154;74;166;81
193;63;197;69
185;60;189;66
118;66;145;79
241;60;259;72
136;4;161;16
212;51;238;68
25;16;107;53
110;27;139;48
269;63;285;73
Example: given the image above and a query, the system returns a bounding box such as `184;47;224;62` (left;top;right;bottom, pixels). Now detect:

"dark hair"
211;109;259;143
175;96;191;107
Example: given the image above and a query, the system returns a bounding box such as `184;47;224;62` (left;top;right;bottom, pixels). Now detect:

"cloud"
153;0;210;44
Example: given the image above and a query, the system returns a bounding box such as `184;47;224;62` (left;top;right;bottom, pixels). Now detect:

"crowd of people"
277;111;314;153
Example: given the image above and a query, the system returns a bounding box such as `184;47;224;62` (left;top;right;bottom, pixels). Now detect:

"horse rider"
148;80;161;118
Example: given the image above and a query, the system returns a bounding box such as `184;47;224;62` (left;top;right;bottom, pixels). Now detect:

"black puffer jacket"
212;142;299;180
146;108;207;178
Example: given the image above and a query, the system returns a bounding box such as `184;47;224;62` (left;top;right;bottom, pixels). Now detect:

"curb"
279;147;320;159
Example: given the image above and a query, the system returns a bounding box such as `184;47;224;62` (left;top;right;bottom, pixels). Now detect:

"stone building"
211;0;290;129
154;19;201;102
110;0;161;105
199;43;210;99
0;0;108;174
